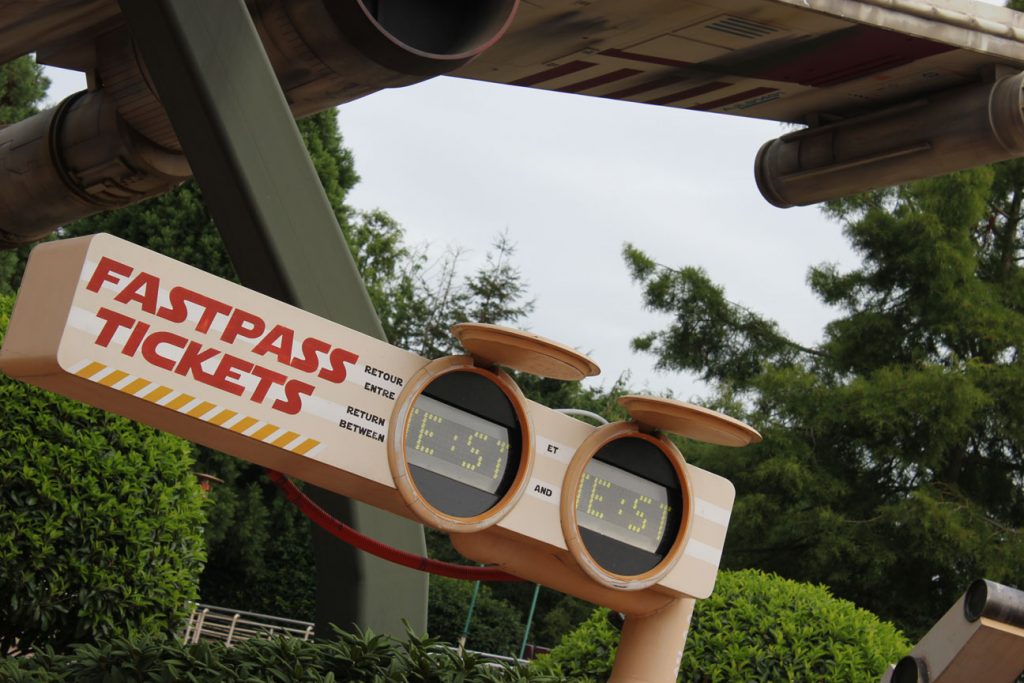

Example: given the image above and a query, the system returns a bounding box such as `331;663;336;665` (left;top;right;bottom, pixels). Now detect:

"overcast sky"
333;77;858;401
40;0;1007;403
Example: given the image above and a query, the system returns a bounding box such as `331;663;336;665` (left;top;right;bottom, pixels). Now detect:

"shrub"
0;630;564;682
0;294;206;655
532;569;912;682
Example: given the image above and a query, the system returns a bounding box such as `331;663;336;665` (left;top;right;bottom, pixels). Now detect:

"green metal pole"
117;0;427;638
458;579;483;654
519;584;542;660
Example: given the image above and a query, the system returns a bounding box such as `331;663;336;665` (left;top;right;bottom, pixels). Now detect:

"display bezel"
388;356;533;532
560;422;693;591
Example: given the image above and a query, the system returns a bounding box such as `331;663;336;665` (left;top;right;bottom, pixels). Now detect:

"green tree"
0;56;47;122
624;163;1024;636
0;56;48;297
532;569;910;682
0;295;206;656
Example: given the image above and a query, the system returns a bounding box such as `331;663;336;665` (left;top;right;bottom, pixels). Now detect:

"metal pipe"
963;578;1024;628
755;71;1024;208
458;578;483;654
518;583;541;659
0;89;190;247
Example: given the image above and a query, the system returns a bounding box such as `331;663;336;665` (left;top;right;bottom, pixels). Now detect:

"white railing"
181;603;314;646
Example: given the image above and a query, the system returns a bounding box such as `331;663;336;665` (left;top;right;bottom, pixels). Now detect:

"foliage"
624;164;1024;636
533;569;910;682
405;232;535;359
428;576;524;657
0;55;47;124
0;56;48;297
0;629;565;682
0;295;206;656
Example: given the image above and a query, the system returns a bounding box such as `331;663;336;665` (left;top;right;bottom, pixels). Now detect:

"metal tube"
458;579;483;654
755;71;1024;208
0;90;189;247
518;583;541;660
963;578;1024;629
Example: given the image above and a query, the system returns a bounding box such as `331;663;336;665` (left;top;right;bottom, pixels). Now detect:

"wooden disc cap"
618;395;762;447
451;323;600;381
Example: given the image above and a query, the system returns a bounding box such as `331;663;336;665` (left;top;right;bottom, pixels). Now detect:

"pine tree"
625;164;1024;636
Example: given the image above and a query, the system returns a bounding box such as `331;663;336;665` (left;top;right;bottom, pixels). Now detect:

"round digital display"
561;425;691;587
391;360;531;528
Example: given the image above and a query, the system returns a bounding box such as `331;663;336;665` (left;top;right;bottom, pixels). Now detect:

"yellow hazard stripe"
144;386;174;403
187;401;216;418
71;360;322;457
208;409;237;426
97;369;129;387
122;377;151;395
164;393;195;411
75;361;107;379
272;431;300;448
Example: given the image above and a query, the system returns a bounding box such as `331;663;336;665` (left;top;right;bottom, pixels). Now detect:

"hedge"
0;630;562;682
531;569;911;682
0;294;207;655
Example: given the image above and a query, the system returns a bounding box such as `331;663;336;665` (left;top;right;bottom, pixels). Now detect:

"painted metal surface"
456;0;1024;122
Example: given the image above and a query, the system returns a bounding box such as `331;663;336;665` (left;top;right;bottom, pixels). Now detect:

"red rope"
264;469;521;582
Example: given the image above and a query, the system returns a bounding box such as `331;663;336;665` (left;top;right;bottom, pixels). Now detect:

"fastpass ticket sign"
0;234;738;613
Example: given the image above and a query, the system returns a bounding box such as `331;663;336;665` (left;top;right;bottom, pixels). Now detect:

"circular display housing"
389;357;533;531
561;423;692;590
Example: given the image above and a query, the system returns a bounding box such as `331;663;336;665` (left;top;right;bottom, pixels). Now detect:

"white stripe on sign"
68;358;95;374
301;393;346;424
526;478;560;505
537;436;572;463
694;498;731;527
683;538;723;567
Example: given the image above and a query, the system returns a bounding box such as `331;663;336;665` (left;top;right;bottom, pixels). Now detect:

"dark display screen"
575;458;673;554
405;394;511;495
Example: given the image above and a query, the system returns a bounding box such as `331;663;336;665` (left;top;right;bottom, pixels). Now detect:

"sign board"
0;233;740;625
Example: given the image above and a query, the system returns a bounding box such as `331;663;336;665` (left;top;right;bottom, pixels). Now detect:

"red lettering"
319;347;359;384
292;337;330;373
249;364;287;404
114;271;161;314
158;287;232;334
273;379;314;415
174;341;220;383
93;307;136;348
210;353;253;396
221;308;265;344
121;320;150;358
141;331;188;371
252;324;294;365
158;286;190;324
86;257;133;293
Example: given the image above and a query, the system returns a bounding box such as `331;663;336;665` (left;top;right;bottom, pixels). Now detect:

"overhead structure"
1;0;1024;246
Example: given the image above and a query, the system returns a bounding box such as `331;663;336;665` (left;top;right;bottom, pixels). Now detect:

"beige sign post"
0;234;761;682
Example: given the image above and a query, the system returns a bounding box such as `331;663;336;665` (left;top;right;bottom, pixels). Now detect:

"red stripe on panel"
605;75;681;100
647;82;730;106
557;68;644;93
692;87;778;111
750;26;954;88
600;48;692;69
511;61;597;87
